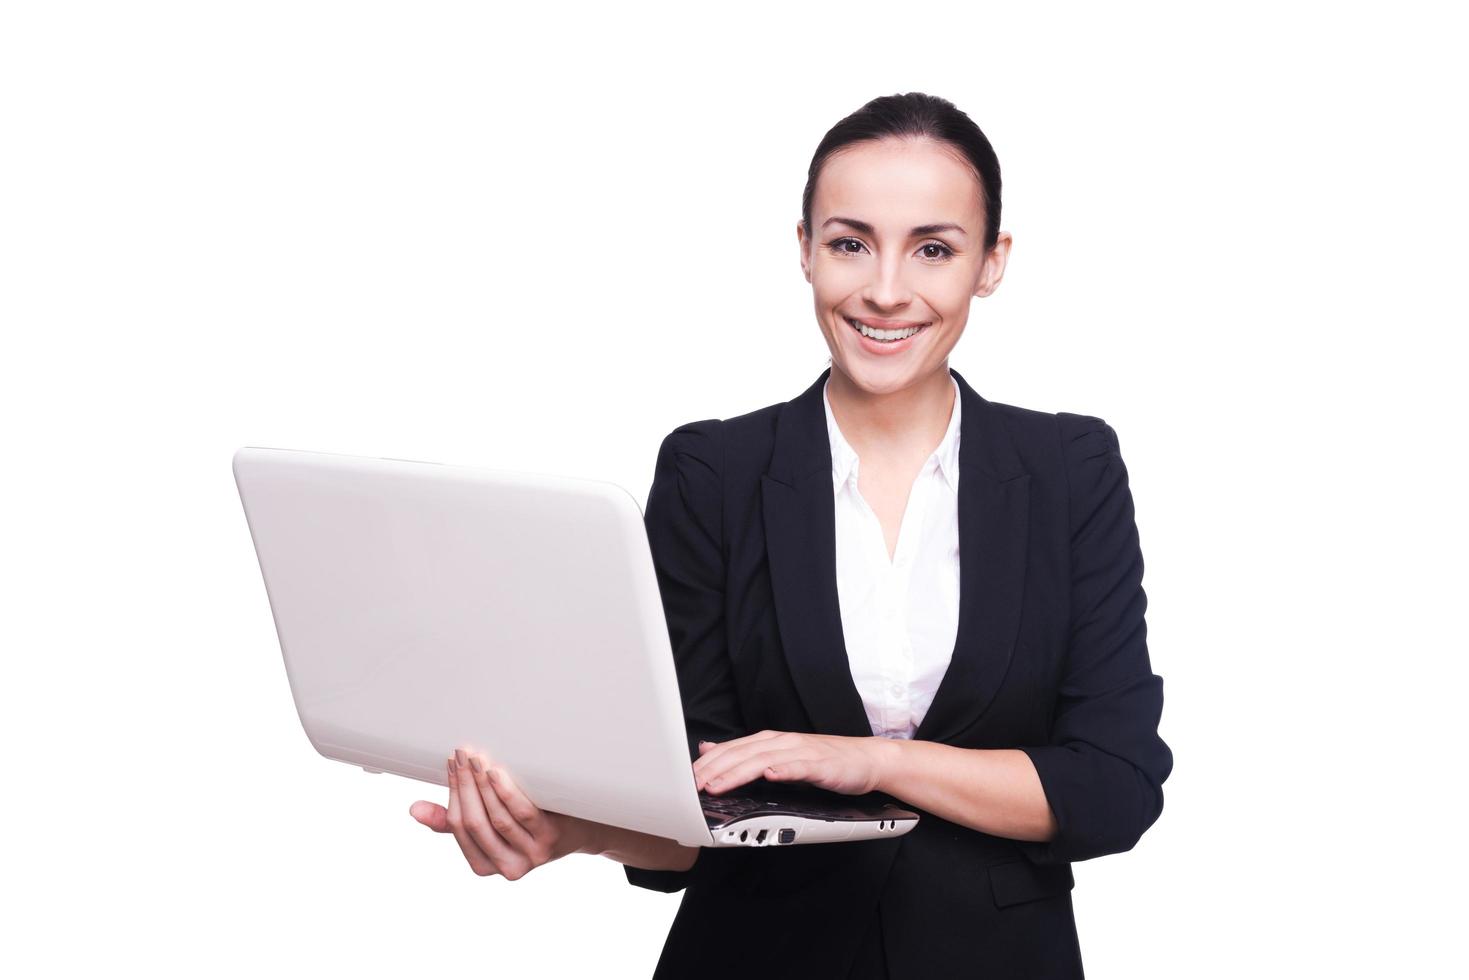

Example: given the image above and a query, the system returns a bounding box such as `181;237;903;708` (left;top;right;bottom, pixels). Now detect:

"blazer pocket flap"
987;859;1075;908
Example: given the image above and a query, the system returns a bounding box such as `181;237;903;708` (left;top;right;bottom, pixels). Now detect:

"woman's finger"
761;758;814;783
705;729;786;752
695;732;805;785
453;748;528;876
409;800;450;832
468;754;538;857
484;763;550;841
445;756;498;875
694;730;794;783
701;747;813;794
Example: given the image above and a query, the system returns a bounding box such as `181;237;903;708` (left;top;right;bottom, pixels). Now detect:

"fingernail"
455;748;467;767
488;768;500;784
448;757;457;776
469;756;483;775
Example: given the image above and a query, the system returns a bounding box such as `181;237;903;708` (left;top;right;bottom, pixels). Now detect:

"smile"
844;316;930;342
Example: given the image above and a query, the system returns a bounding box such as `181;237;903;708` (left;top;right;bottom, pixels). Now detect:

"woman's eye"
826;237;865;256
824;238;954;261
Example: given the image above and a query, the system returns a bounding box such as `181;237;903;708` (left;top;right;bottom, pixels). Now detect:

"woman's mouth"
844;315;930;354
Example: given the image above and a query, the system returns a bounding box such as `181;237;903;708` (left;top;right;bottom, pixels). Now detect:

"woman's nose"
861;261;914;310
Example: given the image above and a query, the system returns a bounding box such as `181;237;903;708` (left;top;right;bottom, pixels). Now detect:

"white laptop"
233;446;919;849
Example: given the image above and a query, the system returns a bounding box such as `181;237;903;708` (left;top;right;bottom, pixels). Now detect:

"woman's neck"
826;364;956;464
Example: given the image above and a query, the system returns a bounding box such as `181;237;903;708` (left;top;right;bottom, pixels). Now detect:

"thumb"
409;800;451;832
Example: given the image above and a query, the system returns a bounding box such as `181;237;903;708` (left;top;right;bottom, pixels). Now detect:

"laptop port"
778;828;795;844
756;829;768;843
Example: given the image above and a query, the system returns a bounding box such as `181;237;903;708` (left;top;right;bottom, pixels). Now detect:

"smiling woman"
412;91;1171;980
801;101;1008;400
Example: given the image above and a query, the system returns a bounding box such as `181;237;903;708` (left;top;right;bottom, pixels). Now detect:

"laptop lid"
233;446;716;846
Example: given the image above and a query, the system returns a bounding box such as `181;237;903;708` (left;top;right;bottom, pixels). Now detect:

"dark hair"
801;92;1003;253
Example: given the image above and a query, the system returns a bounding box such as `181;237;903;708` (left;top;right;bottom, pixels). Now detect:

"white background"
3;2;1464;976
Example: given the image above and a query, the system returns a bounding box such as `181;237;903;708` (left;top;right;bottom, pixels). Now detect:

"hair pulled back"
801;92;1002;253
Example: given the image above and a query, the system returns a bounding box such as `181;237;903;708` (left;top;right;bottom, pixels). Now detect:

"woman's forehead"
816;160;987;236
815;140;984;228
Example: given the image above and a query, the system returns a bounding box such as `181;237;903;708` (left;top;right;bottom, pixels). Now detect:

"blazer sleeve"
1017;414;1173;865
623;419;749;893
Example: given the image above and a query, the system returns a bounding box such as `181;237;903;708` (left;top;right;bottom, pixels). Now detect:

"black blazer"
624;366;1172;980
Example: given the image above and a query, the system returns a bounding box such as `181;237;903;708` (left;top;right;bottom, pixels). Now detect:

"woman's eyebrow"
822;216;967;238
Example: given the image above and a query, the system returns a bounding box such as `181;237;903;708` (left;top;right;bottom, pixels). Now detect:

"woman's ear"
973;230;1013;299
797;219;813;283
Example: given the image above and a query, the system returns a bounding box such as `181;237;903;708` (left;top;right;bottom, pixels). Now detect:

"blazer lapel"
762;368;873;738
914;368;1030;744
761;366;1031;745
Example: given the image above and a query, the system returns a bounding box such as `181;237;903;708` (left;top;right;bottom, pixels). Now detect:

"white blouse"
824;376;962;740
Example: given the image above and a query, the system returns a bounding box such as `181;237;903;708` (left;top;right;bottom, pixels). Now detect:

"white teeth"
847;317;923;341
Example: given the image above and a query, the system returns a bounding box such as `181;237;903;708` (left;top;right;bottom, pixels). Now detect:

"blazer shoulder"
984;399;1074;466
655;391;788;509
985;399;1120;459
722;400;782;442
703;399;783;481
1053;409;1122;465
986;399;1063;437
659;416;725;464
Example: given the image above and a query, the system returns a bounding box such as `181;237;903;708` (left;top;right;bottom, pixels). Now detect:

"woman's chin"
838;360;927;396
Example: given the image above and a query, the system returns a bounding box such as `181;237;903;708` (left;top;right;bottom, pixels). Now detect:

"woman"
410;92;1172;979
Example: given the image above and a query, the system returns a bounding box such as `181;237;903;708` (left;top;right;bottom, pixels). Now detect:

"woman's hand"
693;730;893;797
409;747;597;880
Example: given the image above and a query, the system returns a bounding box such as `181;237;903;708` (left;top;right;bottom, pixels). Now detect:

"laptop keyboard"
699;792;850;822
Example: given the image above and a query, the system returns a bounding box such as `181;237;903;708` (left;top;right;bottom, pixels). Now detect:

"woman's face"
798;137;1011;395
